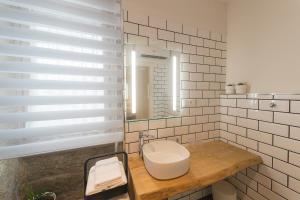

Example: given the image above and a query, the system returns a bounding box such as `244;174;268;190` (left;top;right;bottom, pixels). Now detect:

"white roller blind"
0;0;123;159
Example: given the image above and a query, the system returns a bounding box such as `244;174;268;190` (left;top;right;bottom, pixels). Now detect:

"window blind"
0;0;123;159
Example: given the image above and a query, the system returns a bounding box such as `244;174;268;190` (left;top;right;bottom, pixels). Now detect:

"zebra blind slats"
0;25;121;52
0;6;120;39
0;62;123;77
0;0;123;159
0;109;123;123
0;120;122;140
0;120;123;140
0;44;122;65
1;133;123;160
0;0;120;26
0;96;122;106
65;0;120;13
0;79;123;90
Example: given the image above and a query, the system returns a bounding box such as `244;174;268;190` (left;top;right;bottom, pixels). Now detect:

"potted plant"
25;187;56;200
225;84;235;94
235;82;247;94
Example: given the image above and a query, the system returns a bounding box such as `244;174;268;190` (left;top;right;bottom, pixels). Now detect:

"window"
0;0;123;159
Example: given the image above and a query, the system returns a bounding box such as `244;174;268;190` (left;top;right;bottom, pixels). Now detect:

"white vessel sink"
142;140;190;180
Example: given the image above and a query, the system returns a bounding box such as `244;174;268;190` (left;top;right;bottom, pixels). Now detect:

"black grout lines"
219;96;300;199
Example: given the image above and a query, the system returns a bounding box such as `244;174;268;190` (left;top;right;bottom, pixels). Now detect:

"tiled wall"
153;64;169;117
123;10;226;200
220;94;300;200
123;11;226;153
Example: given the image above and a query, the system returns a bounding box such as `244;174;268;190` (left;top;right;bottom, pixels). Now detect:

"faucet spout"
139;131;144;158
139;131;155;159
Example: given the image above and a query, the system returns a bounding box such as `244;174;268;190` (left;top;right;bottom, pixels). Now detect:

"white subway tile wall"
220;94;300;200
124;16;225;152
123;10;226;200
152;64;171;117
124;10;300;200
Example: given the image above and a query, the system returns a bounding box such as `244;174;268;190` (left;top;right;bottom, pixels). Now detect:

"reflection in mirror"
125;45;180;120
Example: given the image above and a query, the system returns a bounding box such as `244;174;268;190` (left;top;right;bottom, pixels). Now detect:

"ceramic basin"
142;140;190;180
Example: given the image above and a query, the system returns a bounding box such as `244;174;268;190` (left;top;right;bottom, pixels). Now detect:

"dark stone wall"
0;159;21;200
1;143;121;200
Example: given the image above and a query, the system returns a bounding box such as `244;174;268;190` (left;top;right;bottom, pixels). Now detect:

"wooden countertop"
128;141;262;200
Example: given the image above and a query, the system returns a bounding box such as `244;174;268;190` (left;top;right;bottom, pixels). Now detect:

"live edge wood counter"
128;141;262;200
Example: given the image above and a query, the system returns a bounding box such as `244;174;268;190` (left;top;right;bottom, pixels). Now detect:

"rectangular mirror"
124;45;180;120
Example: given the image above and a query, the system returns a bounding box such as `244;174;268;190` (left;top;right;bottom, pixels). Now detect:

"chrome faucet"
139;131;155;159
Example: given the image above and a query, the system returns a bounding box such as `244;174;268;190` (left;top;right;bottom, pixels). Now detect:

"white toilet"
212;180;237;200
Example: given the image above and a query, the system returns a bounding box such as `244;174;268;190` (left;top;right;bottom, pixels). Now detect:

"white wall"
122;0;227;34
226;0;300;93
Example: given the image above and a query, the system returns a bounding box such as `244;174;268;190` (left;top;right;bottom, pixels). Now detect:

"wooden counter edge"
128;141;263;200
